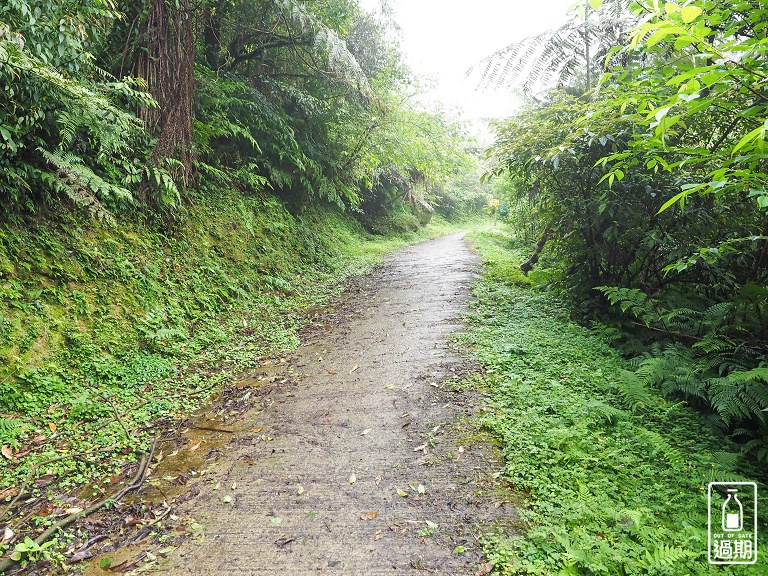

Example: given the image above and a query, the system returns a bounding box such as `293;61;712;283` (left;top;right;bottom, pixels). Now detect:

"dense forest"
1;0;767;573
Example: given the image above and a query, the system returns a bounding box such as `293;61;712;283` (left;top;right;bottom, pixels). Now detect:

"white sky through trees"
360;0;575;120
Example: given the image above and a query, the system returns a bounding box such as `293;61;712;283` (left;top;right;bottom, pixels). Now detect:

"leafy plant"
10;536;58;564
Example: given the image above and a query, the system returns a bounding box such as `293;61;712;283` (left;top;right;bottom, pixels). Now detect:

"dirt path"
159;232;514;575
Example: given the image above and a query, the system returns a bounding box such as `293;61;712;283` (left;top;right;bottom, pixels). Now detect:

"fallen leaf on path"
374;529;383;541
297;484;304;495
425;519;438;529
383;384;394;390
106;559;140;572
1;445;13;460
360;429;371;436
34;474;55;487
125;516;140;526
65;507;84;515
360;511;378;520
476;563;493;576
270;517;283;525
37;502;55;517
188;440;201;452
413;443;428;452
250;428;263;433
48;422;57;432
32;435;46;444
417;484;426;494
328;371;337;375
396;487;408;497
0;487;19;500
67;550;92;563
349;365;359;373
348;473;356;484
2;526;13;545
274;537;295;548
222;495;232;504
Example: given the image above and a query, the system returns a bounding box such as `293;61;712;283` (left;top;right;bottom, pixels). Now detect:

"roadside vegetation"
464;229;767;575
470;0;768;571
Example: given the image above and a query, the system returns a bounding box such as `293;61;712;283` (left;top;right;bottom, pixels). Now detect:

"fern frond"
583;399;629;424
707;367;768;424
597;286;657;324
39;149;132;223
614;369;655;411
637;544;695;570
467;1;637;94
276;0;371;98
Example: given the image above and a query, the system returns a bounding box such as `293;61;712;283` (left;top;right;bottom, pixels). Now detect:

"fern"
276;0;371;98
39;149;135;223
467;0;636;95
614;369;656;412
636;544;695;570
0;416;26;449
707;367;768;424
597;286;657;325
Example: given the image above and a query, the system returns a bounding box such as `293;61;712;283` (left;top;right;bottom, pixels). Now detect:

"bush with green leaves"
485;0;768;461
0;0;150;217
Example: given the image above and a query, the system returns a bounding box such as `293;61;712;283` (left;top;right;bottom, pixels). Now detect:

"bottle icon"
722;488;743;532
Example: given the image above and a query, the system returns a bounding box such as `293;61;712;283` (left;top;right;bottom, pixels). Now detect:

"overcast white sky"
359;0;576;120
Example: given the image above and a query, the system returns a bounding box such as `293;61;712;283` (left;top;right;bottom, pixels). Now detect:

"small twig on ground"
191;425;234;433
0;438;157;574
94;390;133;443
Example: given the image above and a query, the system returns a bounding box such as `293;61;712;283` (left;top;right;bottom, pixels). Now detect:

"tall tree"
468;0;635;96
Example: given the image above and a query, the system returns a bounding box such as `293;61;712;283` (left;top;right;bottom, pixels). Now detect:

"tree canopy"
0;0;482;223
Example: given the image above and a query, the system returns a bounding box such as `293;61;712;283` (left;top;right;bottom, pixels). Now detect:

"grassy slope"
462;229;768;576
0;191;474;497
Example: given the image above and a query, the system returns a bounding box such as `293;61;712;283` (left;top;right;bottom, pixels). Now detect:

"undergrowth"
462;228;768;576
0;192;476;565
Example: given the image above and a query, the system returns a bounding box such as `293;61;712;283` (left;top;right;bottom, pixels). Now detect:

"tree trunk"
134;0;195;187
520;228;553;274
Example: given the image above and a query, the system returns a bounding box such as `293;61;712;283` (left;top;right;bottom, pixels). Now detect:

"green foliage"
598;286;768;458
0;416;27;449
0;2;147;213
597;0;768;212
10;536;59;565
485;0;768;462
463;230;768;576
469;0;635;95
